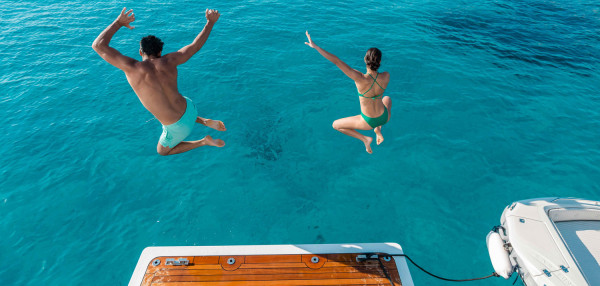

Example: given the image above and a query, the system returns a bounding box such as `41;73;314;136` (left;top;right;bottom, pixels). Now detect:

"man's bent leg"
157;135;225;156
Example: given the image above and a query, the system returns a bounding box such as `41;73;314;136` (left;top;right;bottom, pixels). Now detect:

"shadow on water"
240;105;285;164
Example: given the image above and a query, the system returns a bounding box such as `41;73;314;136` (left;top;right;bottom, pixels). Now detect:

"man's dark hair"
140;35;164;57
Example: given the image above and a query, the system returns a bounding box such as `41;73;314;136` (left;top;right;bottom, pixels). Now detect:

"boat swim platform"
129;243;414;286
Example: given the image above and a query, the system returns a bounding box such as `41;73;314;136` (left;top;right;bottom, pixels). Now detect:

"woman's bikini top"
358;72;386;99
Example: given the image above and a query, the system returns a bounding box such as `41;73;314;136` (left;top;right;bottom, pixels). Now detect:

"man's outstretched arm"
165;9;220;65
92;7;137;71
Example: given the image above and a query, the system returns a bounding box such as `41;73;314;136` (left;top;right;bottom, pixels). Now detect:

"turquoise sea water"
1;0;599;285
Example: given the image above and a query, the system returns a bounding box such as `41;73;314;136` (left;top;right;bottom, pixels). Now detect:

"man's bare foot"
205;119;226;131
198;117;226;131
203;135;225;147
363;136;373;154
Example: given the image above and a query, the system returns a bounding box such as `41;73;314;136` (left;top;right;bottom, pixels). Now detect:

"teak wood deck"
141;253;402;286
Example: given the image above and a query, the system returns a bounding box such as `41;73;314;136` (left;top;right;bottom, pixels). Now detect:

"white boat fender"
486;230;513;279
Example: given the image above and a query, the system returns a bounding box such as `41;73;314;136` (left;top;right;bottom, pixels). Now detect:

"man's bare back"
92;8;226;155
126;57;184;125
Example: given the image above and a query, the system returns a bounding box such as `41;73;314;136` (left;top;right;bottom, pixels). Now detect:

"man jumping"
92;7;226;155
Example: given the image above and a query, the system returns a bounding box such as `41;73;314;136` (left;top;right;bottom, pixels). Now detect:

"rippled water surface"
1;0;599;285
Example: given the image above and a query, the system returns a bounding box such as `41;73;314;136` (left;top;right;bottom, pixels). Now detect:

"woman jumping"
305;31;391;154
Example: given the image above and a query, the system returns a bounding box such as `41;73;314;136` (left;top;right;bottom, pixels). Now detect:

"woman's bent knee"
332;120;344;130
383;96;391;105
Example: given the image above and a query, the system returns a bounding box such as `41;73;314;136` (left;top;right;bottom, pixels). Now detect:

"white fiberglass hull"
491;197;600;286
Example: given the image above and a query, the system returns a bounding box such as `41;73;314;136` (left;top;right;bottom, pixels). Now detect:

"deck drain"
152;259;161;266
227;258;236;265
311;256;319;263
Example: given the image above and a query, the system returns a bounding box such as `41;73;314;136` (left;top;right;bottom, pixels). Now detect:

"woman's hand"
116;7;135;30
305;31;317;48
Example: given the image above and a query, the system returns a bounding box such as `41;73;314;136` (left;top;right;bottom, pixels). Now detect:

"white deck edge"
129;242;413;286
394;255;415;286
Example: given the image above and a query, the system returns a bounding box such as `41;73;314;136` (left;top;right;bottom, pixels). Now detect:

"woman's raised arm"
305;31;363;82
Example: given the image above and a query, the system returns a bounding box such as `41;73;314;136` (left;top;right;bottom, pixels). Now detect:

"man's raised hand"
206;9;220;23
117;7;135;30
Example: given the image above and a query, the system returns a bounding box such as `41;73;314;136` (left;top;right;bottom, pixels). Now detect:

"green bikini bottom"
361;106;388;129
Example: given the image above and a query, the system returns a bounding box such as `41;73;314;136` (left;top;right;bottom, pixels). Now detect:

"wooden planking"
236;261;393;270
245;255;300;264
323;261;393;269
150;278;394;285
326;254;359;262
153;265;389;277
381;259;401;286
151;271;392;282
239;262;310;269
149;269;391;284
387;270;402;286
324;254;398;268
141;254;401;286
141;273;155;286
194;256;220;265
152;264;225;271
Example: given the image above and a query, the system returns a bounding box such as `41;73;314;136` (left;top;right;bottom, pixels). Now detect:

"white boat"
129;243;414;286
487;197;600;285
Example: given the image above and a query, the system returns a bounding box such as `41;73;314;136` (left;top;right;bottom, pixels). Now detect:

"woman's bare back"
356;71;390;118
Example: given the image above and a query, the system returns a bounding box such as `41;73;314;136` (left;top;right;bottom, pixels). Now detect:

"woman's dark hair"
140;35;164;57
365;48;382;71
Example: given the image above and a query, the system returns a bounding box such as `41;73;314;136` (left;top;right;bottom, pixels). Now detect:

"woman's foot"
374;127;384;145
203;135;225;147
363;136;373;154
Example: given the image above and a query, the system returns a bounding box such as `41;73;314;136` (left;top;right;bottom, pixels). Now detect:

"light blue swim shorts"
159;97;198;148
